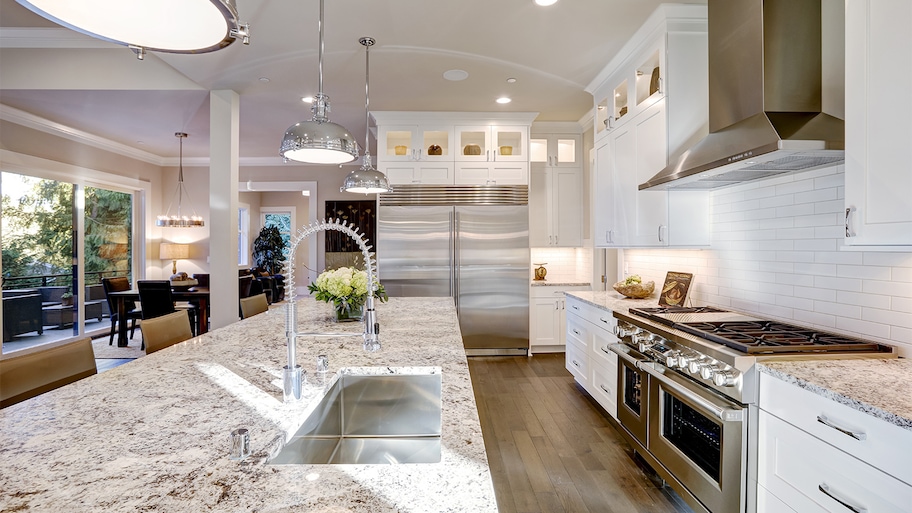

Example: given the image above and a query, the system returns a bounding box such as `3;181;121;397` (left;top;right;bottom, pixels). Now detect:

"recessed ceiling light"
301;96;314;103
496;97;512;104
506;77;517;83
259;77;270;82
534;0;559;6
443;69;469;81
136;140;145;145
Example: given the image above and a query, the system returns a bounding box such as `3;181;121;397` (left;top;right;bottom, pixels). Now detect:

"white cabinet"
530;167;583;247
565;296;619;420
372;112;535;186
530;286;588;354
454;124;529;185
587;5;710;249
844;0;912;246
756;373;912;513
530;131;583;247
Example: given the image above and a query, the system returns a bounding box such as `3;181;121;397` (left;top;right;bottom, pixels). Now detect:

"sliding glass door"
1;172;134;353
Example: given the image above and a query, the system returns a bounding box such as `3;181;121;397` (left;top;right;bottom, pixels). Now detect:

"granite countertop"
564;290;660;314
530;281;591;287
0;297;497;512
758;359;912;431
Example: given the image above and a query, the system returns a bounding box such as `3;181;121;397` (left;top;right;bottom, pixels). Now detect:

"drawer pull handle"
599;317;609;324
818;483;867;513
817;415;866;441
572;329;581;336
571;305;580;311
599;384;611;394
572;360;580;367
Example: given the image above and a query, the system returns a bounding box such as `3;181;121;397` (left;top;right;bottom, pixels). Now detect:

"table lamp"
160;243;190;277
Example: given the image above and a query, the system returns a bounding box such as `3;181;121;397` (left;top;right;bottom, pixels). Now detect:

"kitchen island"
0;297;498;512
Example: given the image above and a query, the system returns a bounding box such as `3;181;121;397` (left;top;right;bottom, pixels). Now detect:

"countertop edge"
758;362;912;431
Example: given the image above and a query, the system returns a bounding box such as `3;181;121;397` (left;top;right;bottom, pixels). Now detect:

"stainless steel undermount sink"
269;373;442;465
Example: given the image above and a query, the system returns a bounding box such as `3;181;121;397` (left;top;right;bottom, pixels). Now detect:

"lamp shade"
341;166;392;194
280;118;360;164
16;0;248;53
159;243;190;260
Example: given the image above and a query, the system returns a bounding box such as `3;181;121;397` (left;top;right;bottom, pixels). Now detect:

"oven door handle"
608;343;647;368
640;363;743;422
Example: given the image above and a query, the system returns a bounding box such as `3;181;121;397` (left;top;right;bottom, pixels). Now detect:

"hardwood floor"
468;354;693;513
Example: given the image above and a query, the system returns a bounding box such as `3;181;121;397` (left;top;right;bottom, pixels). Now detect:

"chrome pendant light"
342;37;392;194
280;0;359;165
16;0;249;59
157;133;205;228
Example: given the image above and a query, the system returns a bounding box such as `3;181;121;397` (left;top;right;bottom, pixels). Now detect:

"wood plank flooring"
468;354;693;513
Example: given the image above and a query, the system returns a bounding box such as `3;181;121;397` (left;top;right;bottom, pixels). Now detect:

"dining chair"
137;280;199;341
101;276;142;346
240;293;269;319
140;310;193;354
0;337;97;409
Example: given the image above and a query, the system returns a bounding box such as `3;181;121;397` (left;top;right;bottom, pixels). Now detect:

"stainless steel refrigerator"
377;186;529;356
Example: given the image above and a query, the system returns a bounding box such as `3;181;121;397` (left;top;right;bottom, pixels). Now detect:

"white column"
209;90;240;330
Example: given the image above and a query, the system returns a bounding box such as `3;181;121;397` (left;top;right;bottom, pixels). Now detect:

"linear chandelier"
342;37;392;194
279;0;359;165
157;133;204;228
16;0;249;59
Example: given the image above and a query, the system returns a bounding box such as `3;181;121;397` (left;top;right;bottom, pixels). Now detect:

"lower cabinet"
565;296;619;420
757;373;912;513
530;285;588;354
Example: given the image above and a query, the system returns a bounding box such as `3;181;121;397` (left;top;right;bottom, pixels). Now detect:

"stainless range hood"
640;0;844;191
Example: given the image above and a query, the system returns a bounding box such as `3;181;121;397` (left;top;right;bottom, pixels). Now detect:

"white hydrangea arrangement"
308;266;387;314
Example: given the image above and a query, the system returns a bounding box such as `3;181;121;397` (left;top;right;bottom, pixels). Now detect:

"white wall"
624;164;912;357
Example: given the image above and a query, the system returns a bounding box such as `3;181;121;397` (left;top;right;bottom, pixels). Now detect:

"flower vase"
334;304;364;322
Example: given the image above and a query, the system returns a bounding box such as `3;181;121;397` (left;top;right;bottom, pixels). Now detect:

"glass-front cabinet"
530;134;579;167
455;125;526;162
377;125;453;162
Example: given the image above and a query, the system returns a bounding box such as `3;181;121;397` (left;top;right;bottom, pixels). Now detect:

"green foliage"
1;175;132;286
252;226;286;275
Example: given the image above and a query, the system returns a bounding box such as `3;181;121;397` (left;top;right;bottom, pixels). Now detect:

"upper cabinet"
587;4;710;248
372;112;536;186
844;0;912;247
530;128;583;247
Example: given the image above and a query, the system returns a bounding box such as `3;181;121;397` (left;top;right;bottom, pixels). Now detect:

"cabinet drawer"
757;483;797;513
759;410;912;513
590;323;618;368
760;373;912;484
565;336;588;386
565;298;615;331
590;360;617;419
566;314;590;345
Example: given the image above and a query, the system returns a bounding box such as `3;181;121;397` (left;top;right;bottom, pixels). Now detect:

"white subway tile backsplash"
623;165;912;353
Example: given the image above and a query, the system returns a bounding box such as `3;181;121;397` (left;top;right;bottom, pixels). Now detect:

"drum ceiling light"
157;133;204;228
342;37;392;195
280;0;359;165
16;0;249;58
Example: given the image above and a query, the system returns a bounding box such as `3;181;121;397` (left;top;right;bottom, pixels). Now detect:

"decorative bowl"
394;145;408;156
428;144;442;155
463;144;481;155
612;280;655;299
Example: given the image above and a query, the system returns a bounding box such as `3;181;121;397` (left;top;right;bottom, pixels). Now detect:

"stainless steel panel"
455;206;529;354
377;206;453;297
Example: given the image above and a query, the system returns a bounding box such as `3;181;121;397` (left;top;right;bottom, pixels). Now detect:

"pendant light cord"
361;37;375;157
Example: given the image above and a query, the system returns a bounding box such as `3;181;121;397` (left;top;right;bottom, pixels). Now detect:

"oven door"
643;363;747;513
609;343;649;449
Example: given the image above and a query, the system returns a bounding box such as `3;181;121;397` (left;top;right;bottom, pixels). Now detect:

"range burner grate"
678;320;891;354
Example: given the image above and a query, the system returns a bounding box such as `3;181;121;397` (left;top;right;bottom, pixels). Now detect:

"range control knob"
713;370;738;387
688;357;710;374
663;351;681;368
676;353;694;368
700;363;719;380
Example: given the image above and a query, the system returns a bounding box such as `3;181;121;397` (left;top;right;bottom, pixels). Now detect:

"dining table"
108;288;209;347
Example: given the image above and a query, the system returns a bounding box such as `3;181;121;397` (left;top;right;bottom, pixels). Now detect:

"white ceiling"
0;0;704;163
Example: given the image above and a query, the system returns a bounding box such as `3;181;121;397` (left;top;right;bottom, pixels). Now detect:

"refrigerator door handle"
449;211;456;300
454;211;461;308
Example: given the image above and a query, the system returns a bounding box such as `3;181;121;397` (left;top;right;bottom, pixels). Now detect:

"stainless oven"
643;362;746;513
613;344;649;448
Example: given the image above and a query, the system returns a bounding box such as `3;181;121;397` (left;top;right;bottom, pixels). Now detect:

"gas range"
614;306;897;404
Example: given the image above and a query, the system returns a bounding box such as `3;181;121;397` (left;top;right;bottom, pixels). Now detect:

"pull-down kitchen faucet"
281;218;381;402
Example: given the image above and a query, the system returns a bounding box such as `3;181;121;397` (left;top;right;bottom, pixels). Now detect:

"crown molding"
1;104;166;165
